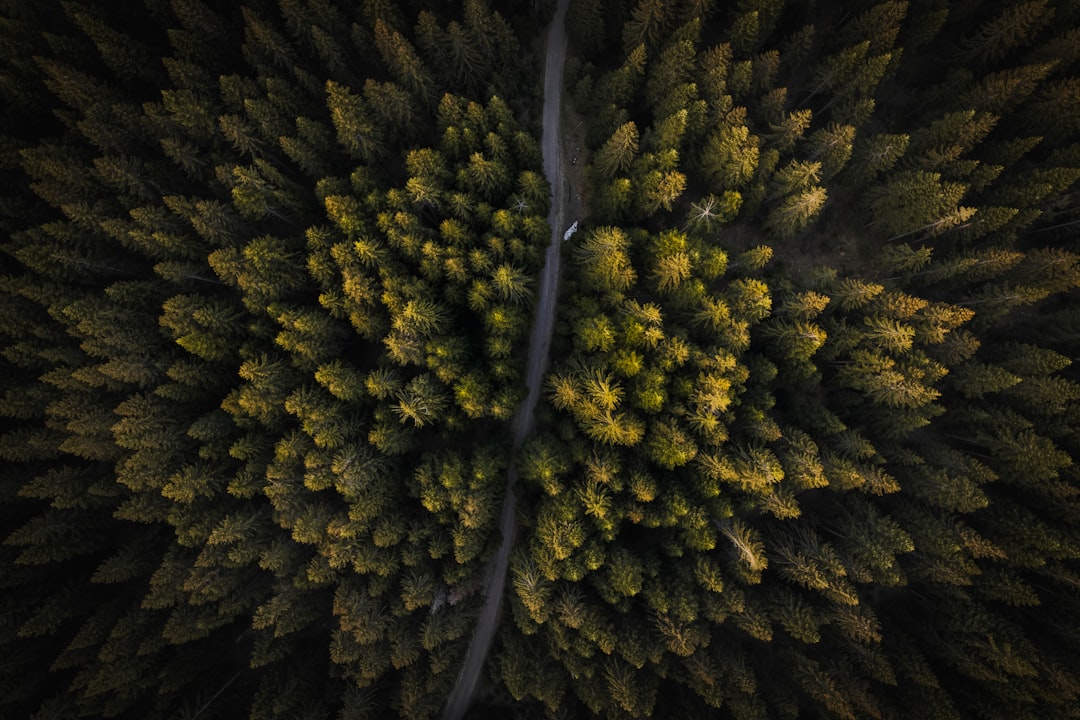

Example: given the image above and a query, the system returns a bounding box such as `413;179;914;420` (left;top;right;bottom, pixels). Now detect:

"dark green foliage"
0;1;546;718
4;0;1080;719
501;0;1080;718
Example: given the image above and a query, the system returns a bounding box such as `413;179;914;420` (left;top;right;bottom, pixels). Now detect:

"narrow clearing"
439;0;571;717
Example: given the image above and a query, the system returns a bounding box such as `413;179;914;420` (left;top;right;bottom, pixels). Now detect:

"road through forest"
440;0;570;717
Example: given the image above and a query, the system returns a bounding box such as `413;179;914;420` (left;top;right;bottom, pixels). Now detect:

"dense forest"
1;0;1079;719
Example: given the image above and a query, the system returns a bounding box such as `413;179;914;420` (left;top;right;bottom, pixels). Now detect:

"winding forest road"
440;0;569;717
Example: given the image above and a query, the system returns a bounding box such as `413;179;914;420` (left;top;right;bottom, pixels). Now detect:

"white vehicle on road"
563;219;579;242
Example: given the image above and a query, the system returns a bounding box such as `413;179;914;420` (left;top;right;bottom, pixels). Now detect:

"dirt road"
439;0;570;717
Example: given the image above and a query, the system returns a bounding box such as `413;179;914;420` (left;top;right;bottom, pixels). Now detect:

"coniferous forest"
2;0;1080;718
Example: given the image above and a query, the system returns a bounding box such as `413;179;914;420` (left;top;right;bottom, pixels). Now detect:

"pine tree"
765;185;827;240
764;108;813;153
702;109;760;191
806;123;856;180
960;62;1056;115
622;0;677;52
639;166;687;214
958;0;1055;66
1024;77;1080;142
159;294;243;363
729;11;760;57
566;0;606;55
325;80;386;163
573;226;638;294
592;121;640;180
869;170;971;240
373;18;435;104
717;517;768;584
849;132;908;184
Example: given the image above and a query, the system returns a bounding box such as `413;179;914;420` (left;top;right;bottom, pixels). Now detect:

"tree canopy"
2;0;1080;719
